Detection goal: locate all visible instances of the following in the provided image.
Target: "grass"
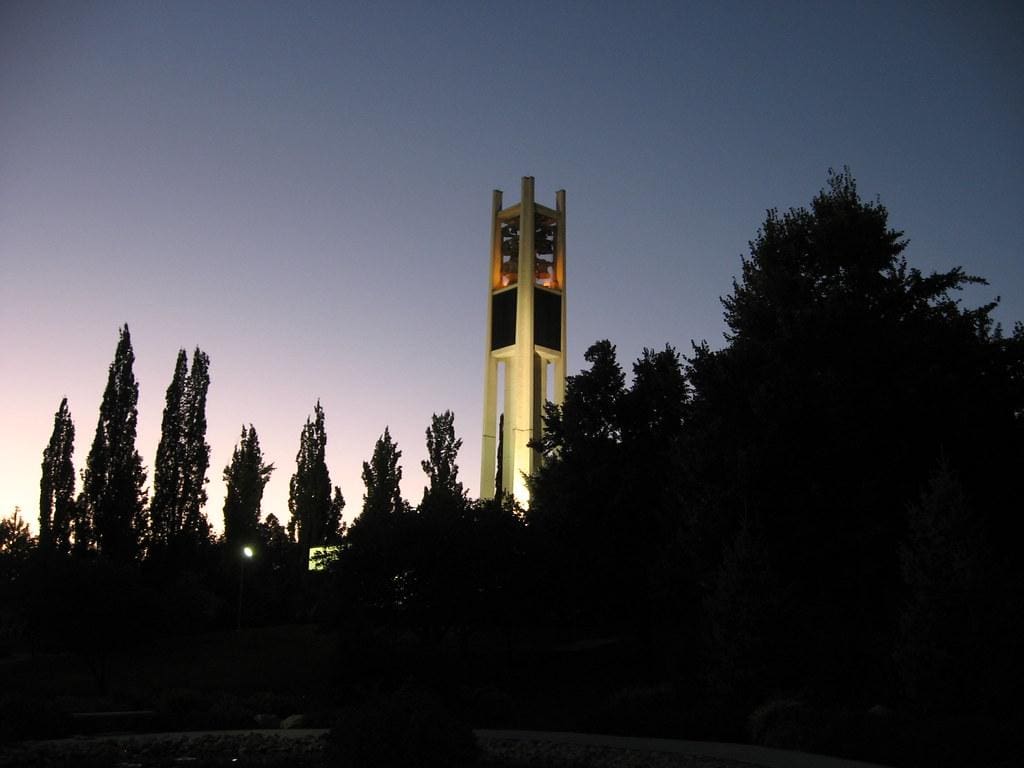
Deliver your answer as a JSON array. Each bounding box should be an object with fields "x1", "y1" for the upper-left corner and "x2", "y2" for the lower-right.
[{"x1": 3, "y1": 624, "x2": 338, "y2": 719}]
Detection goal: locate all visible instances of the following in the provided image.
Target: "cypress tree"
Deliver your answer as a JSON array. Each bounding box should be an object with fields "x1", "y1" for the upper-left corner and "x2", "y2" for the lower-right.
[
  {"x1": 288, "y1": 401, "x2": 334, "y2": 551},
  {"x1": 223, "y1": 425, "x2": 275, "y2": 548},
  {"x1": 81, "y1": 324, "x2": 147, "y2": 562},
  {"x1": 39, "y1": 398, "x2": 76, "y2": 554}
]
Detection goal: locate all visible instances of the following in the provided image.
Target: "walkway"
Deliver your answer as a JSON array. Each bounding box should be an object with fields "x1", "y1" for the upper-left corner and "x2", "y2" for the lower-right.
[{"x1": 475, "y1": 730, "x2": 892, "y2": 768}]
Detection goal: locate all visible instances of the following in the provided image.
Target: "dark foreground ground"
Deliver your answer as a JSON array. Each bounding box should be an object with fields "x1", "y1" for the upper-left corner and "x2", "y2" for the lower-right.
[
  {"x1": 2, "y1": 624, "x2": 1017, "y2": 768},
  {"x1": 1, "y1": 729, "x2": 895, "y2": 768}
]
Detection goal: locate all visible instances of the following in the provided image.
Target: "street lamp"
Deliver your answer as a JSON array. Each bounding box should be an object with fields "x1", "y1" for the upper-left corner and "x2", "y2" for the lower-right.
[{"x1": 237, "y1": 545, "x2": 254, "y2": 632}]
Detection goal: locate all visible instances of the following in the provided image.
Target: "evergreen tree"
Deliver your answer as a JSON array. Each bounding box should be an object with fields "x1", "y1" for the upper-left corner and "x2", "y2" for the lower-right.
[
  {"x1": 528, "y1": 340, "x2": 628, "y2": 632},
  {"x1": 896, "y1": 463, "x2": 986, "y2": 713},
  {"x1": 533, "y1": 339, "x2": 626, "y2": 458},
  {"x1": 288, "y1": 401, "x2": 335, "y2": 551},
  {"x1": 81, "y1": 325, "x2": 147, "y2": 562},
  {"x1": 222, "y1": 425, "x2": 275, "y2": 548},
  {"x1": 360, "y1": 427, "x2": 406, "y2": 519},
  {"x1": 0, "y1": 507, "x2": 34, "y2": 588},
  {"x1": 39, "y1": 397, "x2": 76, "y2": 554},
  {"x1": 684, "y1": 168, "x2": 1019, "y2": 701},
  {"x1": 150, "y1": 348, "x2": 211, "y2": 550},
  {"x1": 0, "y1": 507, "x2": 33, "y2": 557},
  {"x1": 420, "y1": 410, "x2": 465, "y2": 512}
]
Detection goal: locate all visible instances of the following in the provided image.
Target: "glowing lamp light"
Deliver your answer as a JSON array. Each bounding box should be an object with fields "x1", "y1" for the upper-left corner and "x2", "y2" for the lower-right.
[{"x1": 242, "y1": 546, "x2": 254, "y2": 558}]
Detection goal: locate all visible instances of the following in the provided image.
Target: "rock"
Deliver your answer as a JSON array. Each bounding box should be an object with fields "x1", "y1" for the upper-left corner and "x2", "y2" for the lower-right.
[
  {"x1": 280, "y1": 713, "x2": 307, "y2": 729},
  {"x1": 253, "y1": 713, "x2": 279, "y2": 728}
]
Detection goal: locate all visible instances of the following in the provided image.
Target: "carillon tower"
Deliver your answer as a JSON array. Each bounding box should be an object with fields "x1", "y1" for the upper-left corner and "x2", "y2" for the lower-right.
[{"x1": 480, "y1": 177, "x2": 566, "y2": 506}]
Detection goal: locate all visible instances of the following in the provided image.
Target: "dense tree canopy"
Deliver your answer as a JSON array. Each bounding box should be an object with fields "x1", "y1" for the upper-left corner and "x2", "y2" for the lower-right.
[
  {"x1": 684, "y1": 168, "x2": 1023, "y2": 704},
  {"x1": 530, "y1": 340, "x2": 688, "y2": 636}
]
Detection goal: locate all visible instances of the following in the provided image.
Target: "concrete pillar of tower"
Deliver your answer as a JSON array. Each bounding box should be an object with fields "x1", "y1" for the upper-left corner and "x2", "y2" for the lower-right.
[
  {"x1": 555, "y1": 189, "x2": 567, "y2": 407},
  {"x1": 510, "y1": 176, "x2": 537, "y2": 505},
  {"x1": 479, "y1": 189, "x2": 503, "y2": 498}
]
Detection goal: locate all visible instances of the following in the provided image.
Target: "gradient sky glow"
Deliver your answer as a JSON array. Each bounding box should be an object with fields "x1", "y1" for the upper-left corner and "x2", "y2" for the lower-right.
[{"x1": 3, "y1": 1, "x2": 1022, "y2": 533}]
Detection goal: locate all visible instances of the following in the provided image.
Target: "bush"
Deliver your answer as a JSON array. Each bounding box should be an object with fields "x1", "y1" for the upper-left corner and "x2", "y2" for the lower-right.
[
  {"x1": 747, "y1": 699, "x2": 830, "y2": 751},
  {"x1": 156, "y1": 687, "x2": 252, "y2": 730},
  {"x1": 0, "y1": 693, "x2": 68, "y2": 742},
  {"x1": 328, "y1": 689, "x2": 478, "y2": 768},
  {"x1": 587, "y1": 683, "x2": 678, "y2": 735}
]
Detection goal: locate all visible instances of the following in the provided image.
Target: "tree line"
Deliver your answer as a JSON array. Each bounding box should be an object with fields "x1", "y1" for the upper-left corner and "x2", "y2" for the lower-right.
[
  {"x1": 31, "y1": 327, "x2": 356, "y2": 565},
  {"x1": 3, "y1": 169, "x2": 1022, "y2": 766}
]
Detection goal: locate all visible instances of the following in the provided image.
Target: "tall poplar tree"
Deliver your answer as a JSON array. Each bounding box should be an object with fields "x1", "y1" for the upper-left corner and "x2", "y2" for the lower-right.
[
  {"x1": 39, "y1": 398, "x2": 76, "y2": 554},
  {"x1": 150, "y1": 347, "x2": 211, "y2": 550},
  {"x1": 150, "y1": 351, "x2": 187, "y2": 545},
  {"x1": 223, "y1": 425, "x2": 275, "y2": 548},
  {"x1": 181, "y1": 348, "x2": 211, "y2": 543},
  {"x1": 288, "y1": 401, "x2": 338, "y2": 551},
  {"x1": 81, "y1": 325, "x2": 147, "y2": 562}
]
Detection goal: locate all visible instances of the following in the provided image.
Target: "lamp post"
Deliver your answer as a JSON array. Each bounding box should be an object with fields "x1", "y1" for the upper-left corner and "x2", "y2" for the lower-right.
[{"x1": 237, "y1": 545, "x2": 254, "y2": 632}]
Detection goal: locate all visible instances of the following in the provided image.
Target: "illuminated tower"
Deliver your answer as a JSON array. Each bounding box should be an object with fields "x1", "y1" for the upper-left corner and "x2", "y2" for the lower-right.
[{"x1": 480, "y1": 177, "x2": 566, "y2": 505}]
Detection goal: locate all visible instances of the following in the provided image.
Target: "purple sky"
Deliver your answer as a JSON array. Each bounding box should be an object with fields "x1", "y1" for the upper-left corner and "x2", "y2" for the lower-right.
[{"x1": 3, "y1": 1, "x2": 1022, "y2": 532}]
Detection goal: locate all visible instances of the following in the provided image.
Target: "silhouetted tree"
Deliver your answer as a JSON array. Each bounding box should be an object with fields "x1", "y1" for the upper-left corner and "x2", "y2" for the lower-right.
[
  {"x1": 259, "y1": 512, "x2": 290, "y2": 553},
  {"x1": 703, "y1": 513, "x2": 792, "y2": 709},
  {"x1": 534, "y1": 339, "x2": 626, "y2": 458},
  {"x1": 360, "y1": 427, "x2": 406, "y2": 520},
  {"x1": 684, "y1": 168, "x2": 1020, "y2": 704},
  {"x1": 150, "y1": 348, "x2": 212, "y2": 551},
  {"x1": 895, "y1": 463, "x2": 989, "y2": 714},
  {"x1": 332, "y1": 428, "x2": 408, "y2": 630},
  {"x1": 288, "y1": 401, "x2": 339, "y2": 552},
  {"x1": 336, "y1": 420, "x2": 525, "y2": 644},
  {"x1": 529, "y1": 340, "x2": 628, "y2": 632},
  {"x1": 326, "y1": 485, "x2": 346, "y2": 545},
  {"x1": 150, "y1": 351, "x2": 186, "y2": 546},
  {"x1": 494, "y1": 413, "x2": 504, "y2": 499},
  {"x1": 530, "y1": 340, "x2": 694, "y2": 643},
  {"x1": 617, "y1": 345, "x2": 690, "y2": 649},
  {"x1": 0, "y1": 508, "x2": 33, "y2": 566},
  {"x1": 420, "y1": 411, "x2": 466, "y2": 514},
  {"x1": 39, "y1": 398, "x2": 76, "y2": 555},
  {"x1": 222, "y1": 425, "x2": 275, "y2": 549},
  {"x1": 81, "y1": 325, "x2": 147, "y2": 562}
]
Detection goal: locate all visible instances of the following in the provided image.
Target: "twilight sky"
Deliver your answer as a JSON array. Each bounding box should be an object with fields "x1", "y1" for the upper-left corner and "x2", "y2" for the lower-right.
[{"x1": 2, "y1": 1, "x2": 1022, "y2": 532}]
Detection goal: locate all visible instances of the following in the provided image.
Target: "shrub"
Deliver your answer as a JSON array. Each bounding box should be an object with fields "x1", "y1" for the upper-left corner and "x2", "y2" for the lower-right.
[
  {"x1": 747, "y1": 699, "x2": 830, "y2": 751},
  {"x1": 0, "y1": 693, "x2": 68, "y2": 742},
  {"x1": 328, "y1": 689, "x2": 478, "y2": 768}
]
